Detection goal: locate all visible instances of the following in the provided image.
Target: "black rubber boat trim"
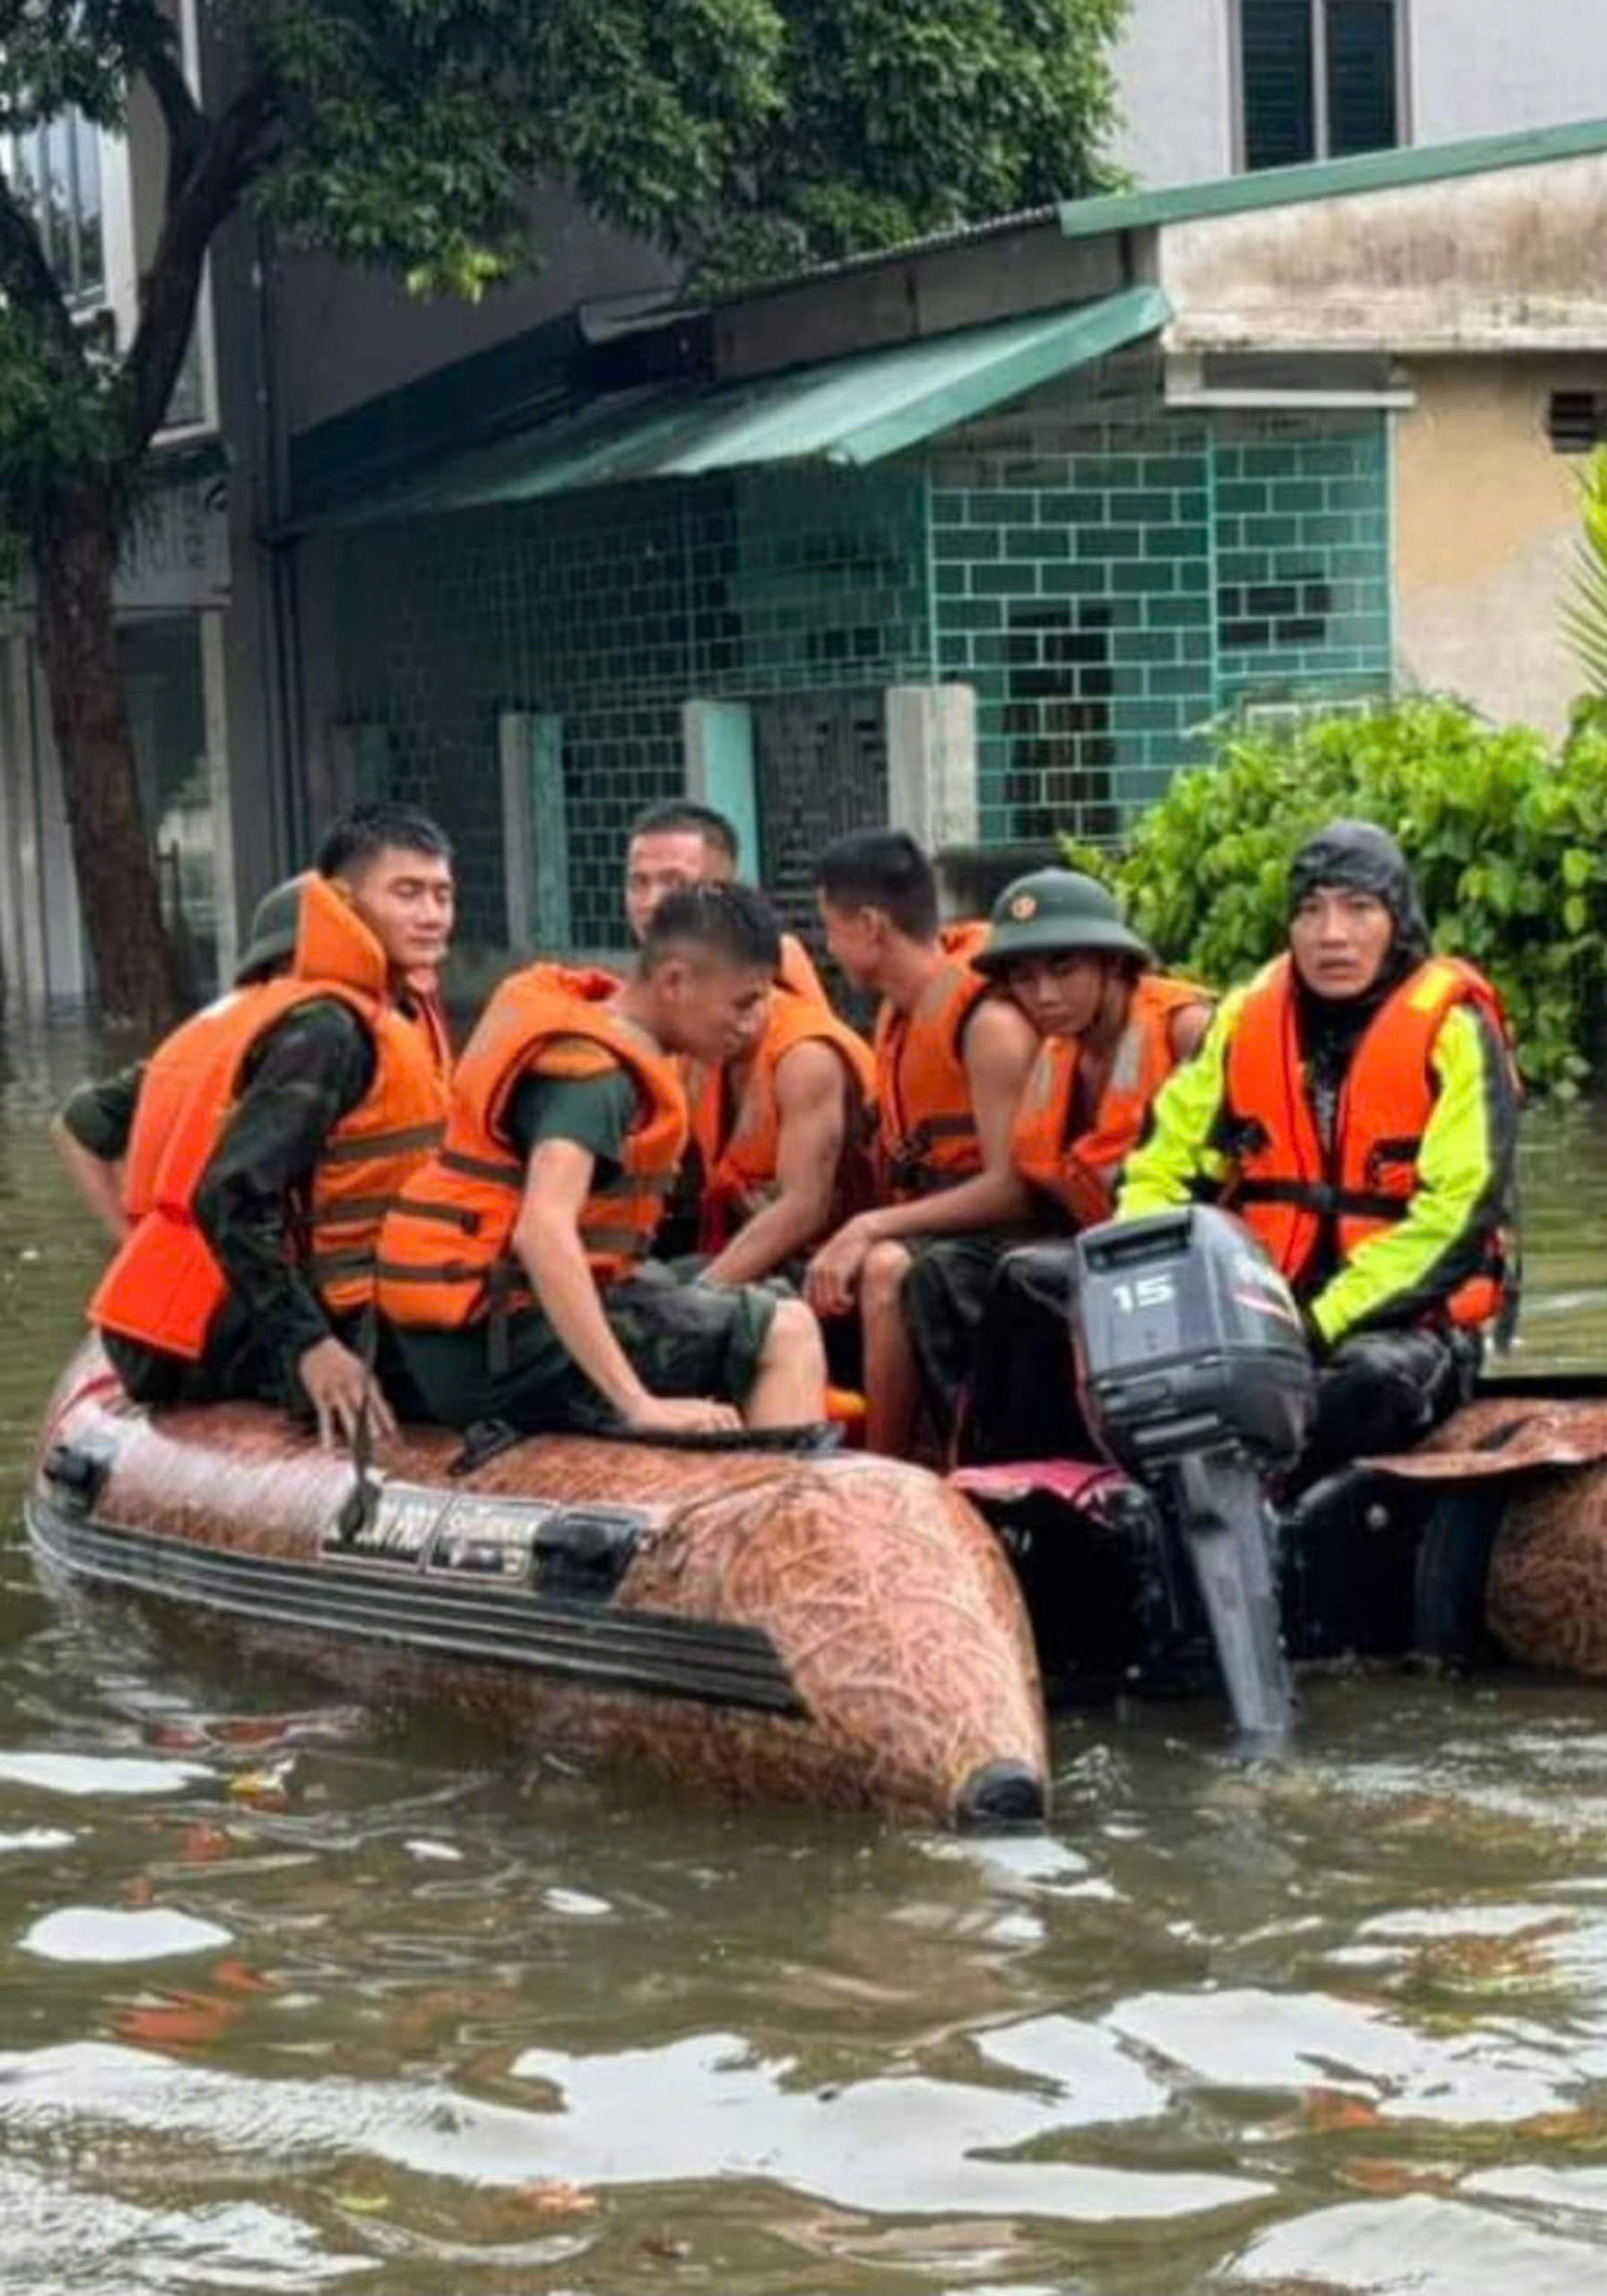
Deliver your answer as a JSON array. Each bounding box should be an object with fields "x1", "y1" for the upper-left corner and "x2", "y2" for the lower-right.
[{"x1": 25, "y1": 1500, "x2": 807, "y2": 1718}]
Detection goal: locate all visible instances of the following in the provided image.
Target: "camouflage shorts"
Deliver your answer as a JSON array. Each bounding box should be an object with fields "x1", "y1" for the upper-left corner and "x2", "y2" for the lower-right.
[{"x1": 394, "y1": 1259, "x2": 778, "y2": 1434}]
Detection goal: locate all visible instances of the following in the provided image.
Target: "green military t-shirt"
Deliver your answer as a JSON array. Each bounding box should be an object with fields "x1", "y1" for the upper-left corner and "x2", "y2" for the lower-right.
[
  {"x1": 502, "y1": 1063, "x2": 638, "y2": 1170},
  {"x1": 393, "y1": 1050, "x2": 642, "y2": 1418}
]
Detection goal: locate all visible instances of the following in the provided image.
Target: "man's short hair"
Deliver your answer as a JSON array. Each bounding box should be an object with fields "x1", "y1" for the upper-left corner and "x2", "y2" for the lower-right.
[
  {"x1": 814, "y1": 829, "x2": 938, "y2": 943},
  {"x1": 628, "y1": 799, "x2": 740, "y2": 865},
  {"x1": 640, "y1": 883, "x2": 780, "y2": 977},
  {"x1": 315, "y1": 801, "x2": 453, "y2": 880}
]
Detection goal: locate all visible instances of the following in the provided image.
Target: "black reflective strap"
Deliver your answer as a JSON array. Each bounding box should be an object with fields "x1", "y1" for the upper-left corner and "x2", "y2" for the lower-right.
[
  {"x1": 385, "y1": 1196, "x2": 481, "y2": 1233},
  {"x1": 311, "y1": 1195, "x2": 398, "y2": 1226},
  {"x1": 921, "y1": 1115, "x2": 977, "y2": 1141},
  {"x1": 306, "y1": 1248, "x2": 378, "y2": 1282},
  {"x1": 1234, "y1": 1177, "x2": 1409, "y2": 1222},
  {"x1": 374, "y1": 1259, "x2": 473, "y2": 1284},
  {"x1": 439, "y1": 1147, "x2": 524, "y2": 1188},
  {"x1": 320, "y1": 1123, "x2": 445, "y2": 1165}
]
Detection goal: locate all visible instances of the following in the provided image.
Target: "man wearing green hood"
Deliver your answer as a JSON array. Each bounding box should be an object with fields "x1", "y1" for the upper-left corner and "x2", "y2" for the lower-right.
[{"x1": 1116, "y1": 819, "x2": 1520, "y2": 1477}]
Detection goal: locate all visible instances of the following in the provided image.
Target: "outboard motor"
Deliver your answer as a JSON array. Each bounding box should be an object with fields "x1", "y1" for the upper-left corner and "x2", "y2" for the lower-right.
[{"x1": 1071, "y1": 1206, "x2": 1316, "y2": 1751}]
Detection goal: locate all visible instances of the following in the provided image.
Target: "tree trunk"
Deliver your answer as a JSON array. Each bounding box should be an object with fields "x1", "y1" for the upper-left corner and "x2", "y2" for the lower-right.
[{"x1": 33, "y1": 481, "x2": 179, "y2": 1031}]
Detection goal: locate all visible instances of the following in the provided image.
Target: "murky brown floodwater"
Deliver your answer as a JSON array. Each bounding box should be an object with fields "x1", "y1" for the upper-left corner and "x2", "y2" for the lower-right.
[{"x1": 7, "y1": 1024, "x2": 1607, "y2": 2294}]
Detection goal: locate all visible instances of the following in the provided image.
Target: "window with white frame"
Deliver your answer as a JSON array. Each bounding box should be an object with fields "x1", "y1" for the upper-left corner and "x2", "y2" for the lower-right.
[
  {"x1": 1238, "y1": 0, "x2": 1403, "y2": 171},
  {"x1": 6, "y1": 110, "x2": 105, "y2": 303}
]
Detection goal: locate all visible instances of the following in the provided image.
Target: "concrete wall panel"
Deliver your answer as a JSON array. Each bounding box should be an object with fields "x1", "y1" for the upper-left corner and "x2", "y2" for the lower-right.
[
  {"x1": 1392, "y1": 356, "x2": 1593, "y2": 737},
  {"x1": 1107, "y1": 0, "x2": 1235, "y2": 188},
  {"x1": 1408, "y1": 7, "x2": 1607, "y2": 145},
  {"x1": 1161, "y1": 155, "x2": 1607, "y2": 352}
]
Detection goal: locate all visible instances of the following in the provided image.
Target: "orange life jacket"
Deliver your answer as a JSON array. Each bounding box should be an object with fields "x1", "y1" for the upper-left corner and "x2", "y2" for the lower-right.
[
  {"x1": 1012, "y1": 974, "x2": 1212, "y2": 1230},
  {"x1": 689, "y1": 987, "x2": 875, "y2": 1253},
  {"x1": 407, "y1": 971, "x2": 454, "y2": 1073},
  {"x1": 873, "y1": 922, "x2": 992, "y2": 1200},
  {"x1": 1222, "y1": 952, "x2": 1514, "y2": 1329},
  {"x1": 91, "y1": 876, "x2": 448, "y2": 1362},
  {"x1": 777, "y1": 933, "x2": 830, "y2": 1006},
  {"x1": 377, "y1": 969, "x2": 687, "y2": 1326},
  {"x1": 118, "y1": 995, "x2": 254, "y2": 1224}
]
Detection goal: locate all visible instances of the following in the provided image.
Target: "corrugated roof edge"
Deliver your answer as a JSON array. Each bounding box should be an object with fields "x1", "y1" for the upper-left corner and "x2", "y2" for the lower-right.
[
  {"x1": 1057, "y1": 115, "x2": 1607, "y2": 240},
  {"x1": 699, "y1": 204, "x2": 1063, "y2": 307}
]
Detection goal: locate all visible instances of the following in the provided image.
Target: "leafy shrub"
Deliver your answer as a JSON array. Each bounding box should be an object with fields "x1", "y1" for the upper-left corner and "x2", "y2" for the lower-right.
[{"x1": 1063, "y1": 700, "x2": 1607, "y2": 1095}]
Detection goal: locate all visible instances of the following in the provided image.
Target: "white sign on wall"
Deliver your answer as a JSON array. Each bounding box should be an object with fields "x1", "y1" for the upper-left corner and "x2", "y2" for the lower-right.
[
  {"x1": 0, "y1": 474, "x2": 231, "y2": 622},
  {"x1": 115, "y1": 475, "x2": 231, "y2": 612}
]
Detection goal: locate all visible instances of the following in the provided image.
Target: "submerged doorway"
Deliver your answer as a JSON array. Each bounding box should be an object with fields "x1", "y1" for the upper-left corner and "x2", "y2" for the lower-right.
[
  {"x1": 118, "y1": 615, "x2": 222, "y2": 997},
  {"x1": 750, "y1": 690, "x2": 888, "y2": 959}
]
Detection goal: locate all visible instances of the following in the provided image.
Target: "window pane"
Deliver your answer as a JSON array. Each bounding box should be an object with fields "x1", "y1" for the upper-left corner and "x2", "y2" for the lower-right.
[
  {"x1": 73, "y1": 110, "x2": 103, "y2": 293},
  {"x1": 164, "y1": 330, "x2": 207, "y2": 429},
  {"x1": 17, "y1": 126, "x2": 49, "y2": 263},
  {"x1": 46, "y1": 113, "x2": 75, "y2": 290},
  {"x1": 1327, "y1": 0, "x2": 1398, "y2": 155},
  {"x1": 1241, "y1": 0, "x2": 1315, "y2": 170}
]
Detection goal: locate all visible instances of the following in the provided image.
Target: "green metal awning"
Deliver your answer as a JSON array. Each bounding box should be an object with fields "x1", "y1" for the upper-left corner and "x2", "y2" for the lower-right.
[{"x1": 297, "y1": 283, "x2": 1169, "y2": 531}]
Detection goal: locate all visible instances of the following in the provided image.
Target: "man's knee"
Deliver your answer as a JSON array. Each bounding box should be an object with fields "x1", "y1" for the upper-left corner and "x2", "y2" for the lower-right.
[
  {"x1": 763, "y1": 1294, "x2": 827, "y2": 1377},
  {"x1": 861, "y1": 1239, "x2": 912, "y2": 1316}
]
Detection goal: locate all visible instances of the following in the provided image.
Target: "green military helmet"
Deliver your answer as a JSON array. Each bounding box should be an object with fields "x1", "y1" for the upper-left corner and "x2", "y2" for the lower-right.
[
  {"x1": 974, "y1": 867, "x2": 1152, "y2": 975},
  {"x1": 233, "y1": 874, "x2": 309, "y2": 984}
]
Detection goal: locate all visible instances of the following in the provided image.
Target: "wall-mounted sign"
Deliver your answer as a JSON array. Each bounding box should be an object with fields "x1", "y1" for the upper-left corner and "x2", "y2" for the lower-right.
[
  {"x1": 0, "y1": 474, "x2": 230, "y2": 622},
  {"x1": 115, "y1": 475, "x2": 231, "y2": 613}
]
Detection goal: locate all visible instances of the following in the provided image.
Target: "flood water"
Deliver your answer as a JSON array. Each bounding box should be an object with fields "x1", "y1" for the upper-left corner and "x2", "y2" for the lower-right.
[{"x1": 8, "y1": 1023, "x2": 1607, "y2": 2294}]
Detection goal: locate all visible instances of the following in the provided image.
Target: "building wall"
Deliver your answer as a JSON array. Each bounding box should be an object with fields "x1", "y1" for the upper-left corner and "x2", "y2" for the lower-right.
[
  {"x1": 930, "y1": 404, "x2": 1391, "y2": 842},
  {"x1": 326, "y1": 469, "x2": 928, "y2": 951},
  {"x1": 1407, "y1": 8, "x2": 1607, "y2": 145},
  {"x1": 1108, "y1": 0, "x2": 1607, "y2": 190},
  {"x1": 1107, "y1": 0, "x2": 1235, "y2": 188},
  {"x1": 324, "y1": 405, "x2": 1391, "y2": 944},
  {"x1": 1393, "y1": 356, "x2": 1593, "y2": 736},
  {"x1": 277, "y1": 205, "x2": 678, "y2": 435}
]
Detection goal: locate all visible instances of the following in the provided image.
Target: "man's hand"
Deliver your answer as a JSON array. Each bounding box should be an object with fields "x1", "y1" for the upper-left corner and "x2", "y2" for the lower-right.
[
  {"x1": 622, "y1": 1393, "x2": 743, "y2": 1437},
  {"x1": 804, "y1": 1217, "x2": 875, "y2": 1318},
  {"x1": 297, "y1": 1336, "x2": 398, "y2": 1450}
]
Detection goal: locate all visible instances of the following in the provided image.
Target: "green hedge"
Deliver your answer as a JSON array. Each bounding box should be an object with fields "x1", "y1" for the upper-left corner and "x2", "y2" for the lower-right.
[{"x1": 1063, "y1": 700, "x2": 1607, "y2": 1095}]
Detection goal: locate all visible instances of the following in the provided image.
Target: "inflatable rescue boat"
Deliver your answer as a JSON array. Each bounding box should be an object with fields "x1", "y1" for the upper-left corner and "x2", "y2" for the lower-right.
[
  {"x1": 28, "y1": 1207, "x2": 1607, "y2": 1825},
  {"x1": 28, "y1": 1344, "x2": 1048, "y2": 1828}
]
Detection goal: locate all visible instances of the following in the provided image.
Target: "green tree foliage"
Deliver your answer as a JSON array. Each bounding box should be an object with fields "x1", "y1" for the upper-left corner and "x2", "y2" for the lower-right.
[
  {"x1": 1064, "y1": 700, "x2": 1607, "y2": 1096},
  {"x1": 0, "y1": 0, "x2": 1126, "y2": 1020}
]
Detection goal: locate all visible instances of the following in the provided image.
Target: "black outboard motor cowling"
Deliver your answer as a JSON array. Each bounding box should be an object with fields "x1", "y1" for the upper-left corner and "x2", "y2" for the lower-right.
[
  {"x1": 1073, "y1": 1206, "x2": 1314, "y2": 1477},
  {"x1": 1071, "y1": 1208, "x2": 1316, "y2": 1752}
]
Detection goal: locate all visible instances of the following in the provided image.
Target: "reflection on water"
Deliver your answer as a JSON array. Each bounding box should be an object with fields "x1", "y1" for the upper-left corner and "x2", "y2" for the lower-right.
[{"x1": 4, "y1": 1021, "x2": 1607, "y2": 2292}]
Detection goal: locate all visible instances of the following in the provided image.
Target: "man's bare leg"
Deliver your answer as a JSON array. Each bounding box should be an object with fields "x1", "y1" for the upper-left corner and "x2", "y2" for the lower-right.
[
  {"x1": 860, "y1": 1239, "x2": 923, "y2": 1456},
  {"x1": 744, "y1": 1297, "x2": 829, "y2": 1426}
]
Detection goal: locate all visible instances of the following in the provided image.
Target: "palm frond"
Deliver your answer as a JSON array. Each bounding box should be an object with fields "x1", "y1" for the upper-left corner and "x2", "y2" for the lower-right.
[{"x1": 1564, "y1": 446, "x2": 1607, "y2": 697}]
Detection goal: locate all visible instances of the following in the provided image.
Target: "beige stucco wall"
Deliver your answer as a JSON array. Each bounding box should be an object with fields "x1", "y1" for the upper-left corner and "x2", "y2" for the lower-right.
[
  {"x1": 1161, "y1": 153, "x2": 1607, "y2": 354},
  {"x1": 1393, "y1": 358, "x2": 1603, "y2": 738}
]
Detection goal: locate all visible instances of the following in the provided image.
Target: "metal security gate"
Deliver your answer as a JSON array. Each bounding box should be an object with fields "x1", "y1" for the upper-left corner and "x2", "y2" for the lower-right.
[{"x1": 751, "y1": 691, "x2": 887, "y2": 961}]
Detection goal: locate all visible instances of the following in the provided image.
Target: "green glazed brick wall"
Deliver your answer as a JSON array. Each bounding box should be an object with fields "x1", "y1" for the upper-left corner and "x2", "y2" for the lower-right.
[
  {"x1": 331, "y1": 403, "x2": 1389, "y2": 937},
  {"x1": 332, "y1": 468, "x2": 926, "y2": 946},
  {"x1": 1212, "y1": 413, "x2": 1392, "y2": 702},
  {"x1": 930, "y1": 408, "x2": 1391, "y2": 844}
]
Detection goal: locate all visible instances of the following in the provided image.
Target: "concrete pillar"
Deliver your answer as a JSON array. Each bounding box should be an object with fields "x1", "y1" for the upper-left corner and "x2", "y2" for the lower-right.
[
  {"x1": 682, "y1": 699, "x2": 758, "y2": 873},
  {"x1": 200, "y1": 607, "x2": 239, "y2": 984},
  {"x1": 885, "y1": 683, "x2": 977, "y2": 852},
  {"x1": 0, "y1": 635, "x2": 44, "y2": 1005},
  {"x1": 499, "y1": 709, "x2": 569, "y2": 950}
]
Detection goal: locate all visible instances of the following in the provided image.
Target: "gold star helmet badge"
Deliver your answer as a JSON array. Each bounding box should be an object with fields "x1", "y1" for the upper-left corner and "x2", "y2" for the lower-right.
[{"x1": 1009, "y1": 893, "x2": 1038, "y2": 920}]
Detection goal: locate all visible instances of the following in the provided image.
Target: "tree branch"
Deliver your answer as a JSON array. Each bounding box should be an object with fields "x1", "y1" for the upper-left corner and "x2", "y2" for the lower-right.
[
  {"x1": 0, "y1": 163, "x2": 78, "y2": 362},
  {"x1": 117, "y1": 0, "x2": 209, "y2": 204},
  {"x1": 122, "y1": 75, "x2": 278, "y2": 451}
]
